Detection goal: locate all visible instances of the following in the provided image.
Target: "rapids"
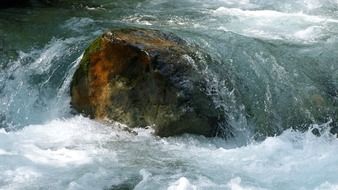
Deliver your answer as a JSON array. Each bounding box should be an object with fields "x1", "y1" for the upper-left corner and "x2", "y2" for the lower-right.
[{"x1": 0, "y1": 0, "x2": 337, "y2": 189}]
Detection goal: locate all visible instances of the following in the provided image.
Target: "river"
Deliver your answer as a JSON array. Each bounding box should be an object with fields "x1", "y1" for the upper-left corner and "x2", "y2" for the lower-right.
[{"x1": 0, "y1": 0, "x2": 338, "y2": 189}]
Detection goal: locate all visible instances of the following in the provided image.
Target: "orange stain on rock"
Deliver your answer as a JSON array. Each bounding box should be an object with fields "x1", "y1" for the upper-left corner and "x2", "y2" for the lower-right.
[{"x1": 86, "y1": 37, "x2": 152, "y2": 119}]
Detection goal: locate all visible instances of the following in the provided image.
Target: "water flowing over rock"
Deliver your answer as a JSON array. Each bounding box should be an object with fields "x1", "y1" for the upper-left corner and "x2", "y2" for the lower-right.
[{"x1": 70, "y1": 28, "x2": 226, "y2": 137}]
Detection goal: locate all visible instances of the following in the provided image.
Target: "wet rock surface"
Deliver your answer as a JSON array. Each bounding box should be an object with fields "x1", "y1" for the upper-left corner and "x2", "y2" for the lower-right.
[{"x1": 70, "y1": 28, "x2": 226, "y2": 137}]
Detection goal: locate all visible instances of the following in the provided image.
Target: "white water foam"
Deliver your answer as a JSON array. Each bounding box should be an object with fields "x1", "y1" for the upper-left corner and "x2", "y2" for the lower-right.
[
  {"x1": 0, "y1": 116, "x2": 337, "y2": 190},
  {"x1": 168, "y1": 177, "x2": 197, "y2": 190},
  {"x1": 1, "y1": 0, "x2": 338, "y2": 189},
  {"x1": 0, "y1": 37, "x2": 88, "y2": 128},
  {"x1": 212, "y1": 7, "x2": 338, "y2": 43}
]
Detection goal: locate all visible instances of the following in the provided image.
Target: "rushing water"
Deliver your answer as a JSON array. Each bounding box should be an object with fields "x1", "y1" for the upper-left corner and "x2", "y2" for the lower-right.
[{"x1": 0, "y1": 0, "x2": 338, "y2": 189}]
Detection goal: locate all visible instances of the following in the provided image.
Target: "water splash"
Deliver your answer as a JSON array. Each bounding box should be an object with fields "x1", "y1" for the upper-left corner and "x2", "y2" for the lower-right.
[
  {"x1": 0, "y1": 0, "x2": 338, "y2": 189},
  {"x1": 0, "y1": 116, "x2": 337, "y2": 189}
]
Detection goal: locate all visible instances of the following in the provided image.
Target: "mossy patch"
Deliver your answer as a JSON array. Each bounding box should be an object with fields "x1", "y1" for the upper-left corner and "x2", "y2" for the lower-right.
[{"x1": 80, "y1": 37, "x2": 103, "y2": 74}]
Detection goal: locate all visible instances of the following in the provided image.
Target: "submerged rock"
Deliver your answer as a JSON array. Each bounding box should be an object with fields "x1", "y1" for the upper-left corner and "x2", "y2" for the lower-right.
[{"x1": 71, "y1": 28, "x2": 226, "y2": 137}]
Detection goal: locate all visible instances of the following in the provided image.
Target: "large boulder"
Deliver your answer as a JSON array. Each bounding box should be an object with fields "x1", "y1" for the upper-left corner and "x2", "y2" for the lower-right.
[{"x1": 70, "y1": 28, "x2": 226, "y2": 137}]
